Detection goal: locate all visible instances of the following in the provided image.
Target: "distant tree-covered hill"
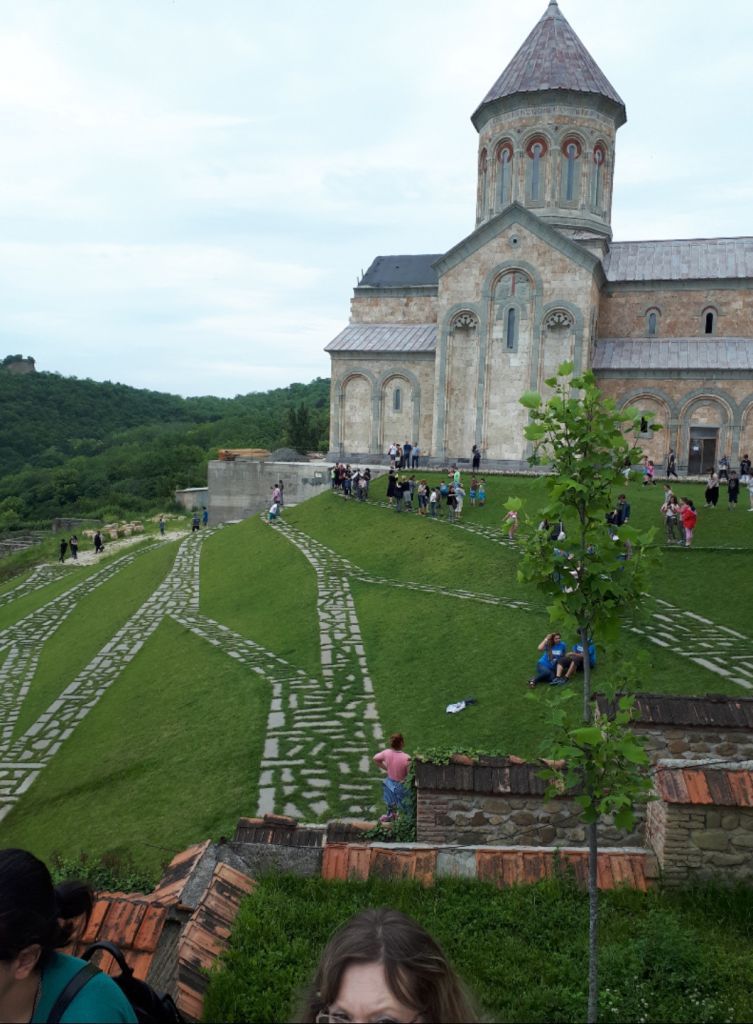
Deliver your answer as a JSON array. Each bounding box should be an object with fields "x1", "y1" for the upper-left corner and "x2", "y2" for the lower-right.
[{"x1": 0, "y1": 367, "x2": 330, "y2": 526}]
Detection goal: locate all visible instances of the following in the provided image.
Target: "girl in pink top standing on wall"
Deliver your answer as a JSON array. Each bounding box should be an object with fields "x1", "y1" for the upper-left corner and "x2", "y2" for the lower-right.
[{"x1": 373, "y1": 733, "x2": 411, "y2": 824}]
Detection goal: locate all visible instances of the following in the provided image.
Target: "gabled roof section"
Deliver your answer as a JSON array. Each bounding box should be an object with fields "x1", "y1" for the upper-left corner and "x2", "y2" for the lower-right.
[
  {"x1": 326, "y1": 323, "x2": 437, "y2": 354},
  {"x1": 593, "y1": 339, "x2": 753, "y2": 372},
  {"x1": 358, "y1": 254, "x2": 441, "y2": 289},
  {"x1": 433, "y1": 201, "x2": 602, "y2": 280},
  {"x1": 604, "y1": 237, "x2": 753, "y2": 282},
  {"x1": 473, "y1": 1, "x2": 625, "y2": 127}
]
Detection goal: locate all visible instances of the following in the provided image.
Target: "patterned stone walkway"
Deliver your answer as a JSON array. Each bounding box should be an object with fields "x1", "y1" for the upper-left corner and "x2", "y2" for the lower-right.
[
  {"x1": 0, "y1": 564, "x2": 69, "y2": 608},
  {"x1": 0, "y1": 526, "x2": 381, "y2": 823},
  {"x1": 0, "y1": 546, "x2": 159, "y2": 749},
  {"x1": 353, "y1": 495, "x2": 753, "y2": 689}
]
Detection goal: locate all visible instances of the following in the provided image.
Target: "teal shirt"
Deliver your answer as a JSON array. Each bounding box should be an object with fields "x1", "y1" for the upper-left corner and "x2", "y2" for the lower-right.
[{"x1": 33, "y1": 952, "x2": 137, "y2": 1023}]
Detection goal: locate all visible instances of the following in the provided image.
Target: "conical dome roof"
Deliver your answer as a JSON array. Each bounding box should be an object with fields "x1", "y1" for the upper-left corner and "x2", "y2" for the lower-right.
[{"x1": 472, "y1": 0, "x2": 625, "y2": 127}]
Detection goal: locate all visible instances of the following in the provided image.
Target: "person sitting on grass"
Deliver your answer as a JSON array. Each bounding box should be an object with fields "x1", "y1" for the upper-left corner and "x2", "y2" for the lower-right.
[
  {"x1": 552, "y1": 639, "x2": 597, "y2": 685},
  {"x1": 373, "y1": 733, "x2": 411, "y2": 824},
  {"x1": 528, "y1": 632, "x2": 567, "y2": 688}
]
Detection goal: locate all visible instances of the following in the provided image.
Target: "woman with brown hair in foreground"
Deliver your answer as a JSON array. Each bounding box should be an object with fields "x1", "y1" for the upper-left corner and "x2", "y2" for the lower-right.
[{"x1": 295, "y1": 906, "x2": 478, "y2": 1023}]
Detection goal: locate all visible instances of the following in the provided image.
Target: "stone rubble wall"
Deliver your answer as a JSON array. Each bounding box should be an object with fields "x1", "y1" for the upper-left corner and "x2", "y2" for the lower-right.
[
  {"x1": 417, "y1": 790, "x2": 645, "y2": 848},
  {"x1": 646, "y1": 800, "x2": 753, "y2": 884},
  {"x1": 634, "y1": 724, "x2": 753, "y2": 764}
]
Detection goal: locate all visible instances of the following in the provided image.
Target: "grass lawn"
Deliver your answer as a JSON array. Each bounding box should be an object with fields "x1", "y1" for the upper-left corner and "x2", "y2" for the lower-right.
[
  {"x1": 0, "y1": 565, "x2": 98, "y2": 631},
  {"x1": 203, "y1": 874, "x2": 753, "y2": 1024},
  {"x1": 200, "y1": 516, "x2": 320, "y2": 676},
  {"x1": 1, "y1": 614, "x2": 270, "y2": 882},
  {"x1": 11, "y1": 541, "x2": 180, "y2": 740}
]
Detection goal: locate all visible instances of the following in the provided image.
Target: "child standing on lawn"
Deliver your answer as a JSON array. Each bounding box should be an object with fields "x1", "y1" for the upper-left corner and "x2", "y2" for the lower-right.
[
  {"x1": 478, "y1": 479, "x2": 486, "y2": 507},
  {"x1": 679, "y1": 498, "x2": 697, "y2": 547},
  {"x1": 469, "y1": 478, "x2": 479, "y2": 506},
  {"x1": 502, "y1": 509, "x2": 519, "y2": 540}
]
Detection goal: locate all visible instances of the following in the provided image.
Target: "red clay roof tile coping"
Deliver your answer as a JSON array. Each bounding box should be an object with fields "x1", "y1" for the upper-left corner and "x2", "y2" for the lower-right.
[
  {"x1": 593, "y1": 692, "x2": 753, "y2": 730},
  {"x1": 654, "y1": 763, "x2": 753, "y2": 807},
  {"x1": 414, "y1": 757, "x2": 579, "y2": 796}
]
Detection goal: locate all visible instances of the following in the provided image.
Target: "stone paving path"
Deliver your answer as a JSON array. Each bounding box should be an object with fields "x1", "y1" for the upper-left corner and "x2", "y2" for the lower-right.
[
  {"x1": 357, "y1": 496, "x2": 753, "y2": 689},
  {"x1": 0, "y1": 545, "x2": 159, "y2": 750},
  {"x1": 0, "y1": 526, "x2": 381, "y2": 824},
  {"x1": 0, "y1": 564, "x2": 69, "y2": 608}
]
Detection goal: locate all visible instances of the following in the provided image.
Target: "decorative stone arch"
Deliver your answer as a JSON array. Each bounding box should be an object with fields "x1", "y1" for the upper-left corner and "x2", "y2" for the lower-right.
[
  {"x1": 522, "y1": 131, "x2": 552, "y2": 205},
  {"x1": 377, "y1": 367, "x2": 421, "y2": 453},
  {"x1": 492, "y1": 137, "x2": 516, "y2": 212},
  {"x1": 617, "y1": 388, "x2": 677, "y2": 463},
  {"x1": 333, "y1": 368, "x2": 378, "y2": 456},
  {"x1": 740, "y1": 396, "x2": 753, "y2": 462},
  {"x1": 645, "y1": 306, "x2": 661, "y2": 337},
  {"x1": 558, "y1": 131, "x2": 587, "y2": 207},
  {"x1": 678, "y1": 389, "x2": 738, "y2": 474},
  {"x1": 535, "y1": 301, "x2": 584, "y2": 396},
  {"x1": 589, "y1": 138, "x2": 610, "y2": 213}
]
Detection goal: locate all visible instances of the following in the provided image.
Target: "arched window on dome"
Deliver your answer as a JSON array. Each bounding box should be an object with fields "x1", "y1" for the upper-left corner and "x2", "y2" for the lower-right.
[
  {"x1": 496, "y1": 141, "x2": 514, "y2": 208},
  {"x1": 646, "y1": 308, "x2": 660, "y2": 337},
  {"x1": 561, "y1": 138, "x2": 582, "y2": 204},
  {"x1": 703, "y1": 307, "x2": 717, "y2": 335},
  {"x1": 477, "y1": 148, "x2": 488, "y2": 221},
  {"x1": 526, "y1": 137, "x2": 548, "y2": 204},
  {"x1": 591, "y1": 144, "x2": 607, "y2": 211}
]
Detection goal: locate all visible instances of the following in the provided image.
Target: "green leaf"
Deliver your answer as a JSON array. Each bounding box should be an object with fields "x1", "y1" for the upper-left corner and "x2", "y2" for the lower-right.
[
  {"x1": 557, "y1": 360, "x2": 574, "y2": 376},
  {"x1": 520, "y1": 391, "x2": 542, "y2": 409},
  {"x1": 571, "y1": 727, "x2": 603, "y2": 746}
]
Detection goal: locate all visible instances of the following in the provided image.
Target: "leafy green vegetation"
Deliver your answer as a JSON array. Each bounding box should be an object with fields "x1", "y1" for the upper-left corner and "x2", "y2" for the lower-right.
[
  {"x1": 203, "y1": 874, "x2": 753, "y2": 1023},
  {"x1": 1, "y1": 615, "x2": 270, "y2": 881},
  {"x1": 0, "y1": 369, "x2": 329, "y2": 525}
]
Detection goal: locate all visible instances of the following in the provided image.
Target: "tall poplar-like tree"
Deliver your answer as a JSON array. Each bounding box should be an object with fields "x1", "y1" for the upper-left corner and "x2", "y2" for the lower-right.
[{"x1": 510, "y1": 363, "x2": 658, "y2": 1023}]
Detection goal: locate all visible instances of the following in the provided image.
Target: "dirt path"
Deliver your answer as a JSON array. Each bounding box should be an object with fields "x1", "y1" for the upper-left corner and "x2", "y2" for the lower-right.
[{"x1": 57, "y1": 529, "x2": 189, "y2": 566}]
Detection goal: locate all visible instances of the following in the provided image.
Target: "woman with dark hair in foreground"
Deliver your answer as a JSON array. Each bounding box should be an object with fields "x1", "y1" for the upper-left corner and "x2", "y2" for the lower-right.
[
  {"x1": 296, "y1": 906, "x2": 478, "y2": 1023},
  {"x1": 0, "y1": 848, "x2": 136, "y2": 1023}
]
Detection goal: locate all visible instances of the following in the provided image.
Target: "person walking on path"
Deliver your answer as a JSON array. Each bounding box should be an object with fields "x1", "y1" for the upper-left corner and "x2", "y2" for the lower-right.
[
  {"x1": 94, "y1": 530, "x2": 104, "y2": 554},
  {"x1": 58, "y1": 538, "x2": 67, "y2": 563},
  {"x1": 159, "y1": 515, "x2": 165, "y2": 536},
  {"x1": 666, "y1": 448, "x2": 678, "y2": 478},
  {"x1": 69, "y1": 535, "x2": 78, "y2": 561},
  {"x1": 202, "y1": 506, "x2": 208, "y2": 527},
  {"x1": 192, "y1": 511, "x2": 200, "y2": 532},
  {"x1": 373, "y1": 733, "x2": 411, "y2": 823}
]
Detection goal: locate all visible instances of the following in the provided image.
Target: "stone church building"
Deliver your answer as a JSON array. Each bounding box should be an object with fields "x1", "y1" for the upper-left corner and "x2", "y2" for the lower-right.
[{"x1": 325, "y1": 0, "x2": 753, "y2": 472}]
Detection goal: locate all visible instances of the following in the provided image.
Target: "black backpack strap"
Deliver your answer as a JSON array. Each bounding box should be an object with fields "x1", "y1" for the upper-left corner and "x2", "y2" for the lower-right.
[
  {"x1": 46, "y1": 961, "x2": 101, "y2": 1023},
  {"x1": 81, "y1": 941, "x2": 133, "y2": 977}
]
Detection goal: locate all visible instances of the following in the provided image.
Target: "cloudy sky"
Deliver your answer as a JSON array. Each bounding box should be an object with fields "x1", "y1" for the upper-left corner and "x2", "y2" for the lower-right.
[{"x1": 1, "y1": 0, "x2": 751, "y2": 397}]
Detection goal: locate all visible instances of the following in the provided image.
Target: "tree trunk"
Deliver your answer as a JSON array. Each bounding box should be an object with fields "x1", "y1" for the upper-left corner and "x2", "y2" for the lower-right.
[
  {"x1": 580, "y1": 624, "x2": 592, "y2": 723},
  {"x1": 587, "y1": 819, "x2": 599, "y2": 1024}
]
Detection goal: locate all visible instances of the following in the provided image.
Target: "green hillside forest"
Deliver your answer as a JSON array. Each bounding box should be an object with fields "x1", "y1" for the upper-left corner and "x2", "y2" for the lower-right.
[{"x1": 0, "y1": 358, "x2": 329, "y2": 528}]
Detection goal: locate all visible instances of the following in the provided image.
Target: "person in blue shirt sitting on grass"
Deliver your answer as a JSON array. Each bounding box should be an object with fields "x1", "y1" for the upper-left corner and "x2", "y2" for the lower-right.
[{"x1": 528, "y1": 633, "x2": 567, "y2": 688}]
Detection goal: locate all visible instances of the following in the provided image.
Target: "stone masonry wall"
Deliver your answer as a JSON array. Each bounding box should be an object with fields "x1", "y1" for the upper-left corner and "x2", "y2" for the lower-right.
[
  {"x1": 350, "y1": 294, "x2": 438, "y2": 324},
  {"x1": 634, "y1": 725, "x2": 753, "y2": 764},
  {"x1": 599, "y1": 285, "x2": 752, "y2": 339},
  {"x1": 417, "y1": 790, "x2": 645, "y2": 849},
  {"x1": 646, "y1": 800, "x2": 753, "y2": 884}
]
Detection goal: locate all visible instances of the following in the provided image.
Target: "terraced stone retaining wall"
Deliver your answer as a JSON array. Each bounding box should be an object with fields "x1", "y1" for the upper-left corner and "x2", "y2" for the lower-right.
[
  {"x1": 646, "y1": 800, "x2": 753, "y2": 883},
  {"x1": 414, "y1": 759, "x2": 644, "y2": 848}
]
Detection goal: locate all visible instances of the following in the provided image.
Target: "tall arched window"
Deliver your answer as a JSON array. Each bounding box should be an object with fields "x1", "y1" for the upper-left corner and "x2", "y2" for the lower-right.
[
  {"x1": 526, "y1": 137, "x2": 548, "y2": 203},
  {"x1": 497, "y1": 141, "x2": 514, "y2": 208},
  {"x1": 591, "y1": 143, "x2": 606, "y2": 210},
  {"x1": 393, "y1": 387, "x2": 401, "y2": 412},
  {"x1": 561, "y1": 138, "x2": 582, "y2": 203},
  {"x1": 646, "y1": 308, "x2": 660, "y2": 337},
  {"x1": 477, "y1": 148, "x2": 488, "y2": 220},
  {"x1": 506, "y1": 308, "x2": 517, "y2": 350},
  {"x1": 703, "y1": 308, "x2": 717, "y2": 335}
]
